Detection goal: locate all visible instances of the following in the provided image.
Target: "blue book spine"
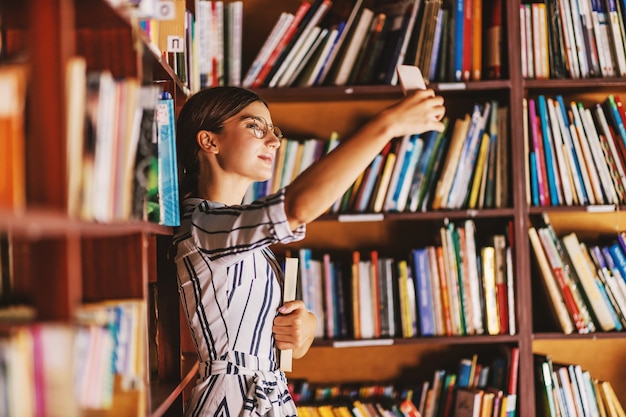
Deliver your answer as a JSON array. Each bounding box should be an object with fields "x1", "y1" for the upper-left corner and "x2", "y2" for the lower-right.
[
  {"x1": 537, "y1": 95, "x2": 561, "y2": 206},
  {"x1": 606, "y1": 95, "x2": 626, "y2": 141},
  {"x1": 607, "y1": 243, "x2": 626, "y2": 286},
  {"x1": 530, "y1": 152, "x2": 539, "y2": 206},
  {"x1": 555, "y1": 95, "x2": 589, "y2": 205},
  {"x1": 412, "y1": 248, "x2": 435, "y2": 336},
  {"x1": 355, "y1": 155, "x2": 383, "y2": 212},
  {"x1": 156, "y1": 93, "x2": 181, "y2": 226},
  {"x1": 453, "y1": 0, "x2": 464, "y2": 81}
]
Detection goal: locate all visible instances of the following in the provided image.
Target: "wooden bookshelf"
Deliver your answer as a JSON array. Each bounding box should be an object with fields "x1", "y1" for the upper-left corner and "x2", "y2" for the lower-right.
[{"x1": 4, "y1": 0, "x2": 626, "y2": 416}]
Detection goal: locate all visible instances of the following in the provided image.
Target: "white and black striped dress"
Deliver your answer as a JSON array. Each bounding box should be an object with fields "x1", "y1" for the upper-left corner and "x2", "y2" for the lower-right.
[{"x1": 171, "y1": 189, "x2": 306, "y2": 417}]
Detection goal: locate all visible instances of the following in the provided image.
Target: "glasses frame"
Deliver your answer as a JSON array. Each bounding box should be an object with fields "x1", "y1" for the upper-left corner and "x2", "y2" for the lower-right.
[{"x1": 243, "y1": 115, "x2": 283, "y2": 140}]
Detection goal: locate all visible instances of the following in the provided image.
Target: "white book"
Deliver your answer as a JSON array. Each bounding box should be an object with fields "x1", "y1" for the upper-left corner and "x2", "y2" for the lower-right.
[
  {"x1": 524, "y1": 5, "x2": 535, "y2": 78},
  {"x1": 569, "y1": 101, "x2": 605, "y2": 204},
  {"x1": 269, "y1": 0, "x2": 332, "y2": 88},
  {"x1": 557, "y1": 367, "x2": 578, "y2": 417},
  {"x1": 279, "y1": 26, "x2": 325, "y2": 87},
  {"x1": 569, "y1": 0, "x2": 591, "y2": 77},
  {"x1": 578, "y1": 0, "x2": 602, "y2": 76},
  {"x1": 562, "y1": 233, "x2": 616, "y2": 331},
  {"x1": 553, "y1": 98, "x2": 587, "y2": 205},
  {"x1": 558, "y1": 0, "x2": 581, "y2": 78},
  {"x1": 520, "y1": 6, "x2": 528, "y2": 78},
  {"x1": 546, "y1": 97, "x2": 574, "y2": 206},
  {"x1": 226, "y1": 1, "x2": 243, "y2": 86},
  {"x1": 280, "y1": 257, "x2": 298, "y2": 371},
  {"x1": 299, "y1": 25, "x2": 340, "y2": 87},
  {"x1": 607, "y1": 0, "x2": 626, "y2": 76},
  {"x1": 464, "y1": 219, "x2": 484, "y2": 335},
  {"x1": 213, "y1": 1, "x2": 225, "y2": 85},
  {"x1": 594, "y1": 104, "x2": 626, "y2": 197},
  {"x1": 332, "y1": 7, "x2": 374, "y2": 86},
  {"x1": 358, "y1": 260, "x2": 375, "y2": 339},
  {"x1": 90, "y1": 71, "x2": 116, "y2": 222},
  {"x1": 580, "y1": 106, "x2": 619, "y2": 204},
  {"x1": 591, "y1": 1, "x2": 617, "y2": 77},
  {"x1": 242, "y1": 12, "x2": 294, "y2": 87},
  {"x1": 506, "y1": 246, "x2": 516, "y2": 335}
]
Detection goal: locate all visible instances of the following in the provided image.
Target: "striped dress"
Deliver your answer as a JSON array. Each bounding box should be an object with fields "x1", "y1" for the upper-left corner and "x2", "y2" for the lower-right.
[{"x1": 171, "y1": 190, "x2": 306, "y2": 417}]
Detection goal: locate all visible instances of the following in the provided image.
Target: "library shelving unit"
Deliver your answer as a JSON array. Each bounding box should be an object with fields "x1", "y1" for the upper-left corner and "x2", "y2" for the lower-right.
[
  {"x1": 236, "y1": 2, "x2": 626, "y2": 417},
  {"x1": 3, "y1": 1, "x2": 626, "y2": 417},
  {"x1": 0, "y1": 0, "x2": 193, "y2": 416}
]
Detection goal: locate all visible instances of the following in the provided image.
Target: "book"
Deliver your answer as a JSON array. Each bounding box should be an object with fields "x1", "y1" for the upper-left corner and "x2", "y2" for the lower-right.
[
  {"x1": 65, "y1": 57, "x2": 87, "y2": 218},
  {"x1": 562, "y1": 232, "x2": 617, "y2": 331},
  {"x1": 528, "y1": 227, "x2": 576, "y2": 334},
  {"x1": 412, "y1": 248, "x2": 435, "y2": 336},
  {"x1": 250, "y1": 1, "x2": 312, "y2": 88},
  {"x1": 279, "y1": 256, "x2": 297, "y2": 372},
  {"x1": 155, "y1": 92, "x2": 180, "y2": 226},
  {"x1": 332, "y1": 7, "x2": 374, "y2": 86},
  {"x1": 269, "y1": 0, "x2": 333, "y2": 88},
  {"x1": 431, "y1": 115, "x2": 471, "y2": 210},
  {"x1": 373, "y1": 0, "x2": 421, "y2": 85},
  {"x1": 242, "y1": 12, "x2": 294, "y2": 87}
]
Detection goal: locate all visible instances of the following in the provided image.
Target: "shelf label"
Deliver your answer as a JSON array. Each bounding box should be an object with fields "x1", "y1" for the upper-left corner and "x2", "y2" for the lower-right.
[
  {"x1": 333, "y1": 339, "x2": 394, "y2": 348},
  {"x1": 337, "y1": 213, "x2": 384, "y2": 222}
]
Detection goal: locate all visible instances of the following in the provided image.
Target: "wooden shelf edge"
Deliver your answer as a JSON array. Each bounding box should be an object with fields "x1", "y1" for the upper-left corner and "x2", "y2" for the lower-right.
[
  {"x1": 0, "y1": 208, "x2": 173, "y2": 237},
  {"x1": 532, "y1": 331, "x2": 626, "y2": 340},
  {"x1": 311, "y1": 334, "x2": 521, "y2": 348}
]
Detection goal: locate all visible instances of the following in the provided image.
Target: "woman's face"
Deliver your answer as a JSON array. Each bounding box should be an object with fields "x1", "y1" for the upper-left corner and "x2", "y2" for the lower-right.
[{"x1": 215, "y1": 101, "x2": 282, "y2": 182}]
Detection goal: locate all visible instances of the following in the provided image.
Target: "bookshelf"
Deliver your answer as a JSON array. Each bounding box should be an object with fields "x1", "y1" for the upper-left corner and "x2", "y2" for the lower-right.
[
  {"x1": 238, "y1": 1, "x2": 626, "y2": 417},
  {"x1": 0, "y1": 0, "x2": 191, "y2": 416},
  {"x1": 3, "y1": 1, "x2": 626, "y2": 417}
]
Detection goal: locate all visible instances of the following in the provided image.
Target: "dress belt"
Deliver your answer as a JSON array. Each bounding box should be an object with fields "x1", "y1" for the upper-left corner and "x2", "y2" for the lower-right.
[{"x1": 199, "y1": 352, "x2": 297, "y2": 417}]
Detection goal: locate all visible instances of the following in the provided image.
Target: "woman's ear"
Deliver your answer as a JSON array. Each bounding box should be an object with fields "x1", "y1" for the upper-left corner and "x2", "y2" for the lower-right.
[{"x1": 196, "y1": 130, "x2": 219, "y2": 154}]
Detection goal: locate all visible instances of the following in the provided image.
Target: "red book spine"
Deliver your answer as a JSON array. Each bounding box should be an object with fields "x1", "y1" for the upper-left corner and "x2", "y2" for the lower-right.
[{"x1": 251, "y1": 1, "x2": 312, "y2": 88}]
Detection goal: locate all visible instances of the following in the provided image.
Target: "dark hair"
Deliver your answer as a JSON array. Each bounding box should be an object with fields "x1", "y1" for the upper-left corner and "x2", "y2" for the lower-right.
[{"x1": 176, "y1": 86, "x2": 267, "y2": 198}]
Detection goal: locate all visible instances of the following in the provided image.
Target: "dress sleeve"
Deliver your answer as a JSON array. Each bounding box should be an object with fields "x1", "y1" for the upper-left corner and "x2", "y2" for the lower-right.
[{"x1": 184, "y1": 188, "x2": 305, "y2": 265}]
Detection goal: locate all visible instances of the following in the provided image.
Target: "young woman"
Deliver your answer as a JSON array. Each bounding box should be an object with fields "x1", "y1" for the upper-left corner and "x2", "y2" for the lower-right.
[{"x1": 171, "y1": 86, "x2": 445, "y2": 417}]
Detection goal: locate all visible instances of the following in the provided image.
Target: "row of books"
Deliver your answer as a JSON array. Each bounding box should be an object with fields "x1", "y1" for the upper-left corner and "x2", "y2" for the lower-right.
[
  {"x1": 245, "y1": 101, "x2": 509, "y2": 213},
  {"x1": 0, "y1": 299, "x2": 146, "y2": 415},
  {"x1": 66, "y1": 58, "x2": 180, "y2": 226},
  {"x1": 521, "y1": 0, "x2": 626, "y2": 80},
  {"x1": 243, "y1": 0, "x2": 504, "y2": 88},
  {"x1": 290, "y1": 347, "x2": 519, "y2": 417},
  {"x1": 524, "y1": 93, "x2": 626, "y2": 207},
  {"x1": 0, "y1": 324, "x2": 77, "y2": 416},
  {"x1": 327, "y1": 101, "x2": 509, "y2": 213},
  {"x1": 294, "y1": 219, "x2": 515, "y2": 340},
  {"x1": 74, "y1": 299, "x2": 146, "y2": 411},
  {"x1": 534, "y1": 353, "x2": 626, "y2": 417},
  {"x1": 138, "y1": 1, "x2": 243, "y2": 92},
  {"x1": 137, "y1": 0, "x2": 505, "y2": 92},
  {"x1": 529, "y1": 214, "x2": 626, "y2": 334}
]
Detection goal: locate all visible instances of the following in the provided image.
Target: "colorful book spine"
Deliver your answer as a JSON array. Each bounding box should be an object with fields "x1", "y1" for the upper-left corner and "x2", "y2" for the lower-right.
[{"x1": 155, "y1": 92, "x2": 181, "y2": 226}]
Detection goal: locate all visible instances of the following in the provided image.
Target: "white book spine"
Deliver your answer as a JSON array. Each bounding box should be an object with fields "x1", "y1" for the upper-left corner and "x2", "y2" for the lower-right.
[
  {"x1": 546, "y1": 97, "x2": 574, "y2": 205},
  {"x1": 580, "y1": 107, "x2": 619, "y2": 204},
  {"x1": 242, "y1": 12, "x2": 294, "y2": 88}
]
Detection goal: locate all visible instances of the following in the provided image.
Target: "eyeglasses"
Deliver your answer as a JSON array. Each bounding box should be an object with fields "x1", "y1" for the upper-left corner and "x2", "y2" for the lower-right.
[{"x1": 243, "y1": 116, "x2": 283, "y2": 139}]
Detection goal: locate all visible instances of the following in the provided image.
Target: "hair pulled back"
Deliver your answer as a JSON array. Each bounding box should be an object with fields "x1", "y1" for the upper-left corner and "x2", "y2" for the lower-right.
[{"x1": 176, "y1": 86, "x2": 266, "y2": 199}]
